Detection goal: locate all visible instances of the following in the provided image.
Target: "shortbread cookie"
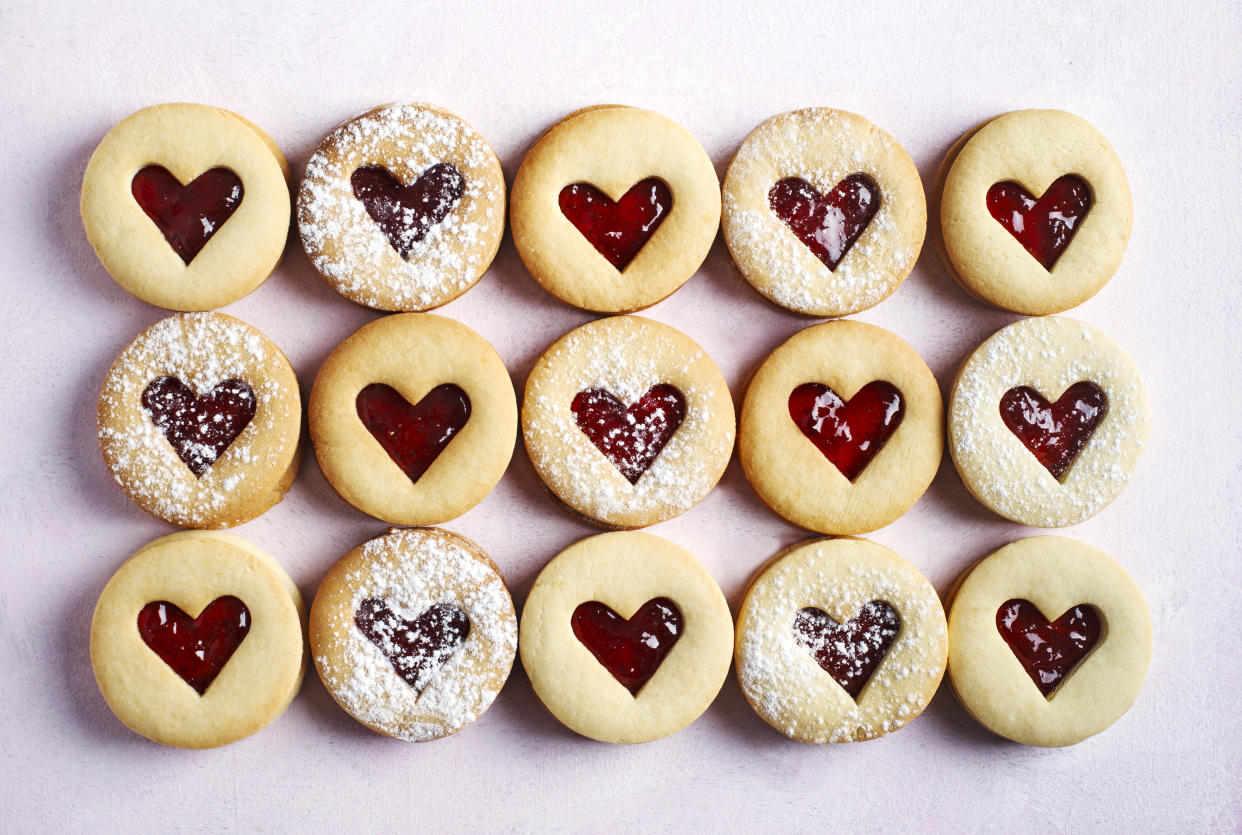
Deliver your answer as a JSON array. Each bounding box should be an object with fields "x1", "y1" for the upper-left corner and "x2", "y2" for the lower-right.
[
  {"x1": 948, "y1": 316, "x2": 1149, "y2": 527},
  {"x1": 310, "y1": 527, "x2": 517, "y2": 742},
  {"x1": 297, "y1": 103, "x2": 506, "y2": 311},
  {"x1": 736, "y1": 537, "x2": 947, "y2": 743},
  {"x1": 520, "y1": 531, "x2": 733, "y2": 743},
  {"x1": 97, "y1": 313, "x2": 302, "y2": 528},
  {"x1": 81, "y1": 102, "x2": 291, "y2": 311},
  {"x1": 935, "y1": 110, "x2": 1132, "y2": 314},
  {"x1": 947, "y1": 536, "x2": 1151, "y2": 746},
  {"x1": 723, "y1": 108, "x2": 925, "y2": 316},
  {"x1": 739, "y1": 320, "x2": 942, "y2": 534},
  {"x1": 308, "y1": 313, "x2": 516, "y2": 525},
  {"x1": 510, "y1": 105, "x2": 720, "y2": 312},
  {"x1": 522, "y1": 316, "x2": 734, "y2": 528},
  {"x1": 91, "y1": 530, "x2": 305, "y2": 749}
]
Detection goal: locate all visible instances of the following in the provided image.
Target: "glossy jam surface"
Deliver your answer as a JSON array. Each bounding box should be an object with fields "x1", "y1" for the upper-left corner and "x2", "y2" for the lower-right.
[
  {"x1": 350, "y1": 163, "x2": 465, "y2": 259},
  {"x1": 794, "y1": 601, "x2": 901, "y2": 700},
  {"x1": 356, "y1": 383, "x2": 471, "y2": 483},
  {"x1": 986, "y1": 175, "x2": 1093, "y2": 270},
  {"x1": 558, "y1": 178, "x2": 672, "y2": 270},
  {"x1": 788, "y1": 381, "x2": 905, "y2": 481},
  {"x1": 996, "y1": 599, "x2": 1102, "y2": 698},
  {"x1": 570, "y1": 384, "x2": 686, "y2": 485},
  {"x1": 768, "y1": 174, "x2": 880, "y2": 271},
  {"x1": 354, "y1": 598, "x2": 470, "y2": 693},
  {"x1": 999, "y1": 381, "x2": 1107, "y2": 481},
  {"x1": 571, "y1": 598, "x2": 683, "y2": 696},
  {"x1": 137, "y1": 596, "x2": 251, "y2": 696},
  {"x1": 131, "y1": 166, "x2": 243, "y2": 264},
  {"x1": 141, "y1": 377, "x2": 256, "y2": 478}
]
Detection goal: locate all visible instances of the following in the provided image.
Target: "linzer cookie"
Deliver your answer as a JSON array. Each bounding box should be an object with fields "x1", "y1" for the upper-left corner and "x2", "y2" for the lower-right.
[
  {"x1": 723, "y1": 108, "x2": 925, "y2": 316},
  {"x1": 97, "y1": 313, "x2": 302, "y2": 528},
  {"x1": 948, "y1": 316, "x2": 1149, "y2": 526},
  {"x1": 297, "y1": 103, "x2": 506, "y2": 311},
  {"x1": 522, "y1": 315, "x2": 734, "y2": 528},
  {"x1": 934, "y1": 109, "x2": 1132, "y2": 314},
  {"x1": 510, "y1": 105, "x2": 720, "y2": 312},
  {"x1": 81, "y1": 103, "x2": 291, "y2": 311}
]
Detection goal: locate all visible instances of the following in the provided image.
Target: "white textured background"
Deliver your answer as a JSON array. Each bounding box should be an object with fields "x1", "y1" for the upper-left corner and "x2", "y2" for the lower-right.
[{"x1": 2, "y1": 1, "x2": 1239, "y2": 831}]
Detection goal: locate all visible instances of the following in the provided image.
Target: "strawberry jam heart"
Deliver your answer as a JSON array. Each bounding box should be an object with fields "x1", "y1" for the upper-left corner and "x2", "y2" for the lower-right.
[
  {"x1": 794, "y1": 601, "x2": 901, "y2": 700},
  {"x1": 137, "y1": 596, "x2": 251, "y2": 696},
  {"x1": 986, "y1": 175, "x2": 1093, "y2": 270},
  {"x1": 350, "y1": 163, "x2": 465, "y2": 259},
  {"x1": 131, "y1": 165, "x2": 243, "y2": 264},
  {"x1": 355, "y1": 383, "x2": 471, "y2": 483},
  {"x1": 768, "y1": 174, "x2": 880, "y2": 271},
  {"x1": 141, "y1": 376, "x2": 256, "y2": 478},
  {"x1": 788, "y1": 381, "x2": 904, "y2": 481},
  {"x1": 558, "y1": 178, "x2": 673, "y2": 270},
  {"x1": 571, "y1": 384, "x2": 686, "y2": 485},
  {"x1": 996, "y1": 599, "x2": 1101, "y2": 698},
  {"x1": 355, "y1": 598, "x2": 470, "y2": 693},
  {"x1": 572, "y1": 597, "x2": 683, "y2": 696},
  {"x1": 999, "y1": 381, "x2": 1107, "y2": 482}
]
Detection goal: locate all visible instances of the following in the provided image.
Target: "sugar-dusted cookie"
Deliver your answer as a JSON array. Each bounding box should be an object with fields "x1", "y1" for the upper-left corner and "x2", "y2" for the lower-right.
[
  {"x1": 97, "y1": 312, "x2": 302, "y2": 528},
  {"x1": 739, "y1": 320, "x2": 942, "y2": 534},
  {"x1": 510, "y1": 105, "x2": 720, "y2": 313},
  {"x1": 297, "y1": 103, "x2": 506, "y2": 311},
  {"x1": 308, "y1": 313, "x2": 516, "y2": 525},
  {"x1": 310, "y1": 527, "x2": 517, "y2": 742},
  {"x1": 946, "y1": 536, "x2": 1151, "y2": 747},
  {"x1": 81, "y1": 102, "x2": 291, "y2": 311},
  {"x1": 522, "y1": 315, "x2": 734, "y2": 529},
  {"x1": 934, "y1": 109, "x2": 1132, "y2": 314},
  {"x1": 948, "y1": 316, "x2": 1149, "y2": 527},
  {"x1": 90, "y1": 531, "x2": 305, "y2": 749},
  {"x1": 723, "y1": 108, "x2": 925, "y2": 316},
  {"x1": 520, "y1": 532, "x2": 733, "y2": 743},
  {"x1": 735, "y1": 537, "x2": 947, "y2": 743}
]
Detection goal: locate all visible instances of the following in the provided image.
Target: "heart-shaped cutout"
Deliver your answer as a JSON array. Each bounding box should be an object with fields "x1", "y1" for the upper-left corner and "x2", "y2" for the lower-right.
[
  {"x1": 351, "y1": 163, "x2": 466, "y2": 259},
  {"x1": 999, "y1": 381, "x2": 1107, "y2": 481},
  {"x1": 131, "y1": 165, "x2": 244, "y2": 264},
  {"x1": 356, "y1": 383, "x2": 471, "y2": 483},
  {"x1": 558, "y1": 178, "x2": 673, "y2": 270},
  {"x1": 996, "y1": 599, "x2": 1101, "y2": 698},
  {"x1": 137, "y1": 596, "x2": 251, "y2": 695},
  {"x1": 794, "y1": 601, "x2": 900, "y2": 700},
  {"x1": 355, "y1": 598, "x2": 470, "y2": 693},
  {"x1": 572, "y1": 597, "x2": 683, "y2": 696},
  {"x1": 141, "y1": 376, "x2": 256, "y2": 478},
  {"x1": 986, "y1": 175, "x2": 1093, "y2": 270},
  {"x1": 788, "y1": 381, "x2": 904, "y2": 481},
  {"x1": 571, "y1": 384, "x2": 686, "y2": 484},
  {"x1": 768, "y1": 174, "x2": 880, "y2": 270}
]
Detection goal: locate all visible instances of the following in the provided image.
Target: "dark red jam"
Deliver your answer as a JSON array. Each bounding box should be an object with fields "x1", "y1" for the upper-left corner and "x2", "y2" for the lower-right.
[
  {"x1": 768, "y1": 174, "x2": 880, "y2": 270},
  {"x1": 570, "y1": 384, "x2": 686, "y2": 485},
  {"x1": 986, "y1": 175, "x2": 1093, "y2": 270},
  {"x1": 571, "y1": 597, "x2": 683, "y2": 696},
  {"x1": 136, "y1": 596, "x2": 251, "y2": 695},
  {"x1": 558, "y1": 178, "x2": 672, "y2": 270},
  {"x1": 996, "y1": 599, "x2": 1102, "y2": 698},
  {"x1": 788, "y1": 381, "x2": 904, "y2": 481},
  {"x1": 794, "y1": 601, "x2": 901, "y2": 700},
  {"x1": 131, "y1": 166, "x2": 243, "y2": 264},
  {"x1": 356, "y1": 383, "x2": 471, "y2": 483},
  {"x1": 354, "y1": 599, "x2": 470, "y2": 693},
  {"x1": 141, "y1": 377, "x2": 256, "y2": 478},
  {"x1": 999, "y1": 381, "x2": 1107, "y2": 481},
  {"x1": 350, "y1": 163, "x2": 465, "y2": 259}
]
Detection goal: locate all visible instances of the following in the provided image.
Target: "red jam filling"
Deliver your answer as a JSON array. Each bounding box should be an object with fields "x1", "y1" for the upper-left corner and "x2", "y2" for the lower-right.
[
  {"x1": 141, "y1": 377, "x2": 256, "y2": 478},
  {"x1": 996, "y1": 599, "x2": 1102, "y2": 698},
  {"x1": 999, "y1": 381, "x2": 1107, "y2": 482},
  {"x1": 571, "y1": 598, "x2": 683, "y2": 696},
  {"x1": 137, "y1": 596, "x2": 251, "y2": 696},
  {"x1": 558, "y1": 178, "x2": 672, "y2": 270},
  {"x1": 355, "y1": 599, "x2": 470, "y2": 693},
  {"x1": 350, "y1": 163, "x2": 465, "y2": 259},
  {"x1": 794, "y1": 601, "x2": 901, "y2": 700},
  {"x1": 356, "y1": 383, "x2": 471, "y2": 483},
  {"x1": 131, "y1": 166, "x2": 243, "y2": 264},
  {"x1": 788, "y1": 381, "x2": 904, "y2": 481},
  {"x1": 570, "y1": 384, "x2": 686, "y2": 485},
  {"x1": 986, "y1": 175, "x2": 1093, "y2": 270},
  {"x1": 768, "y1": 174, "x2": 880, "y2": 271}
]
